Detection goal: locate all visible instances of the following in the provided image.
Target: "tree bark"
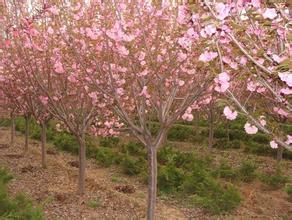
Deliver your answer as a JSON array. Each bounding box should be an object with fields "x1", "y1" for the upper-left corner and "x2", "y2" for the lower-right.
[
  {"x1": 147, "y1": 147, "x2": 158, "y2": 220},
  {"x1": 78, "y1": 133, "x2": 86, "y2": 195},
  {"x1": 277, "y1": 147, "x2": 283, "y2": 162},
  {"x1": 208, "y1": 107, "x2": 214, "y2": 148},
  {"x1": 24, "y1": 115, "x2": 30, "y2": 153},
  {"x1": 10, "y1": 113, "x2": 15, "y2": 147},
  {"x1": 41, "y1": 122, "x2": 47, "y2": 168}
]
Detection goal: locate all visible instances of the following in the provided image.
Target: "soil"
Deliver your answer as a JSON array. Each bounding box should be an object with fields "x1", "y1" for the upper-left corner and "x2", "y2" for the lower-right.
[{"x1": 0, "y1": 126, "x2": 291, "y2": 219}]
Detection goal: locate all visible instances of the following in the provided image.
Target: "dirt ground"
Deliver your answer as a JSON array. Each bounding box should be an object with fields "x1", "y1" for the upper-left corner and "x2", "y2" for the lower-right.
[{"x1": 0, "y1": 126, "x2": 291, "y2": 220}]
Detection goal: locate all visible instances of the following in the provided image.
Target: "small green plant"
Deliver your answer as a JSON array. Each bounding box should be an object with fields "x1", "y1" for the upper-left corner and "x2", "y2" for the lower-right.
[
  {"x1": 53, "y1": 132, "x2": 79, "y2": 154},
  {"x1": 238, "y1": 160, "x2": 257, "y2": 182},
  {"x1": 95, "y1": 147, "x2": 118, "y2": 167},
  {"x1": 0, "y1": 168, "x2": 43, "y2": 219},
  {"x1": 214, "y1": 160, "x2": 237, "y2": 181},
  {"x1": 259, "y1": 167, "x2": 288, "y2": 190},
  {"x1": 121, "y1": 155, "x2": 146, "y2": 176},
  {"x1": 122, "y1": 141, "x2": 145, "y2": 156},
  {"x1": 86, "y1": 197, "x2": 102, "y2": 208},
  {"x1": 285, "y1": 184, "x2": 292, "y2": 202},
  {"x1": 99, "y1": 137, "x2": 120, "y2": 148}
]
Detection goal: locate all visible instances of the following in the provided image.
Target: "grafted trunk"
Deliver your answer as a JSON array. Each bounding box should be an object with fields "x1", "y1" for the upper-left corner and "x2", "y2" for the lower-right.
[
  {"x1": 78, "y1": 133, "x2": 86, "y2": 195},
  {"x1": 147, "y1": 147, "x2": 158, "y2": 220},
  {"x1": 10, "y1": 113, "x2": 15, "y2": 147},
  {"x1": 24, "y1": 115, "x2": 30, "y2": 153},
  {"x1": 277, "y1": 147, "x2": 283, "y2": 162},
  {"x1": 41, "y1": 122, "x2": 47, "y2": 168},
  {"x1": 208, "y1": 107, "x2": 214, "y2": 148}
]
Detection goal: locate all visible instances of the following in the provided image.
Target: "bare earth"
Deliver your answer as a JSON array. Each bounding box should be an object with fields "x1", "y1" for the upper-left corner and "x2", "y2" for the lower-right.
[{"x1": 0, "y1": 127, "x2": 291, "y2": 220}]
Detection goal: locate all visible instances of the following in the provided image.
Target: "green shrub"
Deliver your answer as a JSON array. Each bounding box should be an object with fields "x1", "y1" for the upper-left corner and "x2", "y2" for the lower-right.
[
  {"x1": 158, "y1": 163, "x2": 185, "y2": 194},
  {"x1": 181, "y1": 166, "x2": 241, "y2": 214},
  {"x1": 238, "y1": 160, "x2": 257, "y2": 182},
  {"x1": 214, "y1": 160, "x2": 237, "y2": 181},
  {"x1": 229, "y1": 129, "x2": 247, "y2": 141},
  {"x1": 121, "y1": 155, "x2": 146, "y2": 176},
  {"x1": 52, "y1": 132, "x2": 79, "y2": 154},
  {"x1": 167, "y1": 125, "x2": 196, "y2": 142},
  {"x1": 157, "y1": 145, "x2": 176, "y2": 165},
  {"x1": 244, "y1": 141, "x2": 273, "y2": 156},
  {"x1": 251, "y1": 134, "x2": 269, "y2": 144},
  {"x1": 259, "y1": 167, "x2": 288, "y2": 190},
  {"x1": 99, "y1": 137, "x2": 120, "y2": 148},
  {"x1": 122, "y1": 141, "x2": 145, "y2": 156},
  {"x1": 0, "y1": 168, "x2": 43, "y2": 219},
  {"x1": 95, "y1": 147, "x2": 118, "y2": 167},
  {"x1": 214, "y1": 128, "x2": 228, "y2": 139},
  {"x1": 285, "y1": 184, "x2": 292, "y2": 202},
  {"x1": 0, "y1": 119, "x2": 11, "y2": 127}
]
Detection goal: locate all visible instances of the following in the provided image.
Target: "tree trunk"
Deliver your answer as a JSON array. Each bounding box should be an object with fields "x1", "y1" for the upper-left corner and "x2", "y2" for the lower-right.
[
  {"x1": 147, "y1": 147, "x2": 158, "y2": 220},
  {"x1": 277, "y1": 147, "x2": 283, "y2": 162},
  {"x1": 78, "y1": 133, "x2": 86, "y2": 195},
  {"x1": 208, "y1": 107, "x2": 214, "y2": 148},
  {"x1": 41, "y1": 122, "x2": 47, "y2": 168},
  {"x1": 24, "y1": 115, "x2": 30, "y2": 153},
  {"x1": 10, "y1": 113, "x2": 15, "y2": 147}
]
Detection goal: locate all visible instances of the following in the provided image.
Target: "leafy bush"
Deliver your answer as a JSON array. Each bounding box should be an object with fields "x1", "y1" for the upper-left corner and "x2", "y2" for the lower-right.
[
  {"x1": 95, "y1": 147, "x2": 118, "y2": 167},
  {"x1": 213, "y1": 128, "x2": 228, "y2": 139},
  {"x1": 121, "y1": 155, "x2": 147, "y2": 176},
  {"x1": 251, "y1": 133, "x2": 269, "y2": 144},
  {"x1": 53, "y1": 132, "x2": 79, "y2": 154},
  {"x1": 229, "y1": 129, "x2": 247, "y2": 141},
  {"x1": 0, "y1": 168, "x2": 43, "y2": 219},
  {"x1": 238, "y1": 160, "x2": 257, "y2": 182},
  {"x1": 167, "y1": 125, "x2": 196, "y2": 142},
  {"x1": 158, "y1": 163, "x2": 185, "y2": 194},
  {"x1": 285, "y1": 184, "x2": 292, "y2": 202},
  {"x1": 157, "y1": 145, "x2": 176, "y2": 165},
  {"x1": 259, "y1": 167, "x2": 288, "y2": 190},
  {"x1": 0, "y1": 119, "x2": 11, "y2": 127},
  {"x1": 122, "y1": 141, "x2": 145, "y2": 156},
  {"x1": 181, "y1": 166, "x2": 241, "y2": 214},
  {"x1": 244, "y1": 141, "x2": 274, "y2": 156},
  {"x1": 99, "y1": 137, "x2": 120, "y2": 148},
  {"x1": 214, "y1": 160, "x2": 237, "y2": 181}
]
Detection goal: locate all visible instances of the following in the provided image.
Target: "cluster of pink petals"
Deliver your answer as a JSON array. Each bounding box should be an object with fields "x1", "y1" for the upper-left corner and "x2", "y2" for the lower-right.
[
  {"x1": 214, "y1": 72, "x2": 230, "y2": 93},
  {"x1": 244, "y1": 122, "x2": 258, "y2": 134},
  {"x1": 200, "y1": 24, "x2": 216, "y2": 38},
  {"x1": 286, "y1": 135, "x2": 292, "y2": 145},
  {"x1": 223, "y1": 106, "x2": 238, "y2": 120},
  {"x1": 273, "y1": 107, "x2": 288, "y2": 117},
  {"x1": 262, "y1": 8, "x2": 278, "y2": 20},
  {"x1": 54, "y1": 61, "x2": 65, "y2": 74},
  {"x1": 215, "y1": 3, "x2": 231, "y2": 20},
  {"x1": 270, "y1": 140, "x2": 278, "y2": 149},
  {"x1": 182, "y1": 107, "x2": 193, "y2": 122},
  {"x1": 259, "y1": 116, "x2": 266, "y2": 127},
  {"x1": 139, "y1": 86, "x2": 150, "y2": 99},
  {"x1": 39, "y1": 96, "x2": 48, "y2": 105},
  {"x1": 199, "y1": 51, "x2": 218, "y2": 63},
  {"x1": 279, "y1": 72, "x2": 292, "y2": 87}
]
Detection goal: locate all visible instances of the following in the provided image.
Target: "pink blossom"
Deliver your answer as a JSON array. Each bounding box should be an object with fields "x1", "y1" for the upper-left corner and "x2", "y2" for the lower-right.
[
  {"x1": 177, "y1": 6, "x2": 188, "y2": 24},
  {"x1": 215, "y1": 3, "x2": 230, "y2": 20},
  {"x1": 279, "y1": 72, "x2": 292, "y2": 87},
  {"x1": 223, "y1": 106, "x2": 238, "y2": 120},
  {"x1": 273, "y1": 107, "x2": 288, "y2": 117},
  {"x1": 182, "y1": 107, "x2": 193, "y2": 121},
  {"x1": 285, "y1": 135, "x2": 292, "y2": 145},
  {"x1": 244, "y1": 122, "x2": 258, "y2": 134},
  {"x1": 54, "y1": 61, "x2": 65, "y2": 74},
  {"x1": 47, "y1": 27, "x2": 54, "y2": 35},
  {"x1": 259, "y1": 116, "x2": 266, "y2": 126},
  {"x1": 39, "y1": 96, "x2": 48, "y2": 105},
  {"x1": 204, "y1": 24, "x2": 217, "y2": 36},
  {"x1": 251, "y1": 0, "x2": 261, "y2": 8},
  {"x1": 199, "y1": 51, "x2": 218, "y2": 63},
  {"x1": 139, "y1": 86, "x2": 150, "y2": 98},
  {"x1": 280, "y1": 88, "x2": 292, "y2": 95},
  {"x1": 247, "y1": 81, "x2": 257, "y2": 92},
  {"x1": 178, "y1": 52, "x2": 187, "y2": 62},
  {"x1": 272, "y1": 54, "x2": 285, "y2": 63},
  {"x1": 215, "y1": 72, "x2": 230, "y2": 93},
  {"x1": 270, "y1": 140, "x2": 278, "y2": 149},
  {"x1": 48, "y1": 6, "x2": 59, "y2": 15},
  {"x1": 262, "y1": 8, "x2": 277, "y2": 20},
  {"x1": 116, "y1": 45, "x2": 129, "y2": 56}
]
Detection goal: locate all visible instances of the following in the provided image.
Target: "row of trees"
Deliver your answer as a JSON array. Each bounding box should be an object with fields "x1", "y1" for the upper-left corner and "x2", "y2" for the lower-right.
[{"x1": 0, "y1": 0, "x2": 291, "y2": 219}]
